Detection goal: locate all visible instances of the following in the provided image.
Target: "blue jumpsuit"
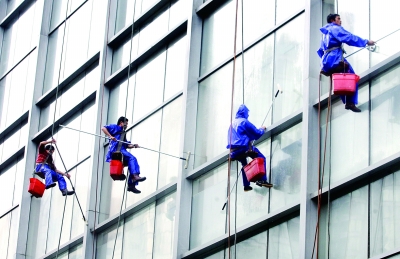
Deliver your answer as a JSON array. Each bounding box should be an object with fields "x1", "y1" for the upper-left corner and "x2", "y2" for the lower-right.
[
  {"x1": 104, "y1": 124, "x2": 141, "y2": 186},
  {"x1": 226, "y1": 105, "x2": 268, "y2": 187},
  {"x1": 317, "y1": 23, "x2": 368, "y2": 105},
  {"x1": 36, "y1": 164, "x2": 67, "y2": 191}
]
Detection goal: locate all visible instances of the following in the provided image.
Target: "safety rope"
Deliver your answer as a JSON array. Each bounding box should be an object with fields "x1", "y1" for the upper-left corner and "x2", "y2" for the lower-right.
[
  {"x1": 111, "y1": 1, "x2": 137, "y2": 258},
  {"x1": 92, "y1": 0, "x2": 113, "y2": 256}
]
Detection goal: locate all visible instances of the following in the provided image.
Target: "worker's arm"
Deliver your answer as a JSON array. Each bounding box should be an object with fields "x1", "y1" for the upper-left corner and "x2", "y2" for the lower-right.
[
  {"x1": 101, "y1": 126, "x2": 117, "y2": 141},
  {"x1": 39, "y1": 139, "x2": 56, "y2": 147}
]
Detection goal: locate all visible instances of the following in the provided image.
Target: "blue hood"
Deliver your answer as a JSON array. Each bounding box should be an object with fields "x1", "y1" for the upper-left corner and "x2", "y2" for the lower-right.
[
  {"x1": 235, "y1": 104, "x2": 249, "y2": 119},
  {"x1": 320, "y1": 23, "x2": 336, "y2": 35}
]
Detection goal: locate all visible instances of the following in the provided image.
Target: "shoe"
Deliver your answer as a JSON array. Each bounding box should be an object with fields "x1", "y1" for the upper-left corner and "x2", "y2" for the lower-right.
[
  {"x1": 46, "y1": 182, "x2": 56, "y2": 189},
  {"x1": 61, "y1": 189, "x2": 75, "y2": 196},
  {"x1": 256, "y1": 180, "x2": 273, "y2": 188},
  {"x1": 244, "y1": 186, "x2": 253, "y2": 192},
  {"x1": 131, "y1": 174, "x2": 146, "y2": 182},
  {"x1": 127, "y1": 185, "x2": 141, "y2": 194},
  {"x1": 345, "y1": 103, "x2": 361, "y2": 113}
]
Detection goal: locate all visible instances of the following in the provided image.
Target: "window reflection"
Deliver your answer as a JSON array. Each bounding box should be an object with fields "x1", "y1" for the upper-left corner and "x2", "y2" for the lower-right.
[{"x1": 0, "y1": 208, "x2": 20, "y2": 259}]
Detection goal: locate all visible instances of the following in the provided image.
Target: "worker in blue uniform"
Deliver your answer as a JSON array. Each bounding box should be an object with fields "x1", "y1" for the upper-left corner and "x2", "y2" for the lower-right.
[
  {"x1": 317, "y1": 13, "x2": 375, "y2": 112},
  {"x1": 227, "y1": 104, "x2": 273, "y2": 192},
  {"x1": 102, "y1": 116, "x2": 146, "y2": 194}
]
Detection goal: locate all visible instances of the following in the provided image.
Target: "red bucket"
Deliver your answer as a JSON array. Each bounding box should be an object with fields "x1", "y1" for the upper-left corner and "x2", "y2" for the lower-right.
[
  {"x1": 110, "y1": 160, "x2": 126, "y2": 181},
  {"x1": 244, "y1": 158, "x2": 266, "y2": 182},
  {"x1": 332, "y1": 73, "x2": 360, "y2": 95},
  {"x1": 28, "y1": 178, "x2": 46, "y2": 198}
]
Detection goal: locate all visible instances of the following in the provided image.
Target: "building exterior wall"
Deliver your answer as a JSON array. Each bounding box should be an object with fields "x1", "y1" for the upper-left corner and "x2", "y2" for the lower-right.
[{"x1": 0, "y1": 0, "x2": 399, "y2": 258}]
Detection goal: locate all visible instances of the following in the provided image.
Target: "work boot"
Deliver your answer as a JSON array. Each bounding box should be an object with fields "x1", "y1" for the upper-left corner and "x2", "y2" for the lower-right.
[
  {"x1": 46, "y1": 182, "x2": 56, "y2": 189},
  {"x1": 244, "y1": 186, "x2": 253, "y2": 192},
  {"x1": 131, "y1": 174, "x2": 146, "y2": 182},
  {"x1": 256, "y1": 180, "x2": 273, "y2": 188},
  {"x1": 61, "y1": 189, "x2": 75, "y2": 196},
  {"x1": 127, "y1": 185, "x2": 141, "y2": 194},
  {"x1": 345, "y1": 103, "x2": 361, "y2": 113}
]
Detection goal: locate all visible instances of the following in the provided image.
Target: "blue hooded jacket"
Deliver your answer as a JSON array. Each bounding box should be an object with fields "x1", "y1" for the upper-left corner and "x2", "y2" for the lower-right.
[
  {"x1": 104, "y1": 124, "x2": 131, "y2": 162},
  {"x1": 317, "y1": 23, "x2": 368, "y2": 73},
  {"x1": 226, "y1": 105, "x2": 265, "y2": 149}
]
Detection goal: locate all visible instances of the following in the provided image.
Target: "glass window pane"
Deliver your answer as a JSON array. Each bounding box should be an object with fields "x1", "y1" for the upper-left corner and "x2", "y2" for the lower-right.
[
  {"x1": 0, "y1": 212, "x2": 11, "y2": 259},
  {"x1": 232, "y1": 231, "x2": 267, "y2": 258},
  {"x1": 320, "y1": 83, "x2": 369, "y2": 185},
  {"x1": 370, "y1": 170, "x2": 400, "y2": 257},
  {"x1": 153, "y1": 192, "x2": 176, "y2": 259},
  {"x1": 276, "y1": 0, "x2": 304, "y2": 25},
  {"x1": 200, "y1": 1, "x2": 235, "y2": 74},
  {"x1": 158, "y1": 98, "x2": 183, "y2": 188},
  {"x1": 267, "y1": 217, "x2": 300, "y2": 259},
  {"x1": 111, "y1": 35, "x2": 139, "y2": 73},
  {"x1": 115, "y1": 0, "x2": 137, "y2": 33},
  {"x1": 319, "y1": 186, "x2": 368, "y2": 258},
  {"x1": 190, "y1": 163, "x2": 232, "y2": 248},
  {"x1": 169, "y1": 0, "x2": 188, "y2": 30},
  {"x1": 50, "y1": 0, "x2": 86, "y2": 30},
  {"x1": 0, "y1": 163, "x2": 16, "y2": 215},
  {"x1": 122, "y1": 203, "x2": 156, "y2": 258},
  {"x1": 371, "y1": 64, "x2": 400, "y2": 164},
  {"x1": 273, "y1": 15, "x2": 304, "y2": 122},
  {"x1": 270, "y1": 123, "x2": 302, "y2": 213},
  {"x1": 6, "y1": 0, "x2": 23, "y2": 15},
  {"x1": 164, "y1": 35, "x2": 187, "y2": 100},
  {"x1": 133, "y1": 51, "x2": 166, "y2": 121},
  {"x1": 195, "y1": 61, "x2": 243, "y2": 168},
  {"x1": 96, "y1": 224, "x2": 123, "y2": 259},
  {"x1": 0, "y1": 123, "x2": 27, "y2": 164}
]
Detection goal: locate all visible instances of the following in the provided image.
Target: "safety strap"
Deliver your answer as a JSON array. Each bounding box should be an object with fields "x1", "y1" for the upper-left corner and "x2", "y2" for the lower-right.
[{"x1": 116, "y1": 131, "x2": 126, "y2": 152}]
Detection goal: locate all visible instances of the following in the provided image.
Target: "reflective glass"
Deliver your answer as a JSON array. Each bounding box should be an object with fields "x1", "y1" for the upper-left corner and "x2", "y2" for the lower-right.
[
  {"x1": 231, "y1": 231, "x2": 267, "y2": 258},
  {"x1": 133, "y1": 50, "x2": 166, "y2": 121},
  {"x1": 6, "y1": 0, "x2": 23, "y2": 15},
  {"x1": 243, "y1": 35, "x2": 274, "y2": 128},
  {"x1": 195, "y1": 61, "x2": 243, "y2": 168},
  {"x1": 111, "y1": 34, "x2": 139, "y2": 73},
  {"x1": 164, "y1": 36, "x2": 187, "y2": 100},
  {"x1": 371, "y1": 64, "x2": 400, "y2": 164},
  {"x1": 0, "y1": 156, "x2": 24, "y2": 216},
  {"x1": 122, "y1": 203, "x2": 156, "y2": 258},
  {"x1": 272, "y1": 15, "x2": 304, "y2": 122},
  {"x1": 276, "y1": 0, "x2": 304, "y2": 25},
  {"x1": 115, "y1": 0, "x2": 137, "y2": 33},
  {"x1": 338, "y1": 0, "x2": 370, "y2": 75},
  {"x1": 96, "y1": 224, "x2": 123, "y2": 259},
  {"x1": 169, "y1": 0, "x2": 188, "y2": 30},
  {"x1": 370, "y1": 170, "x2": 400, "y2": 257},
  {"x1": 320, "y1": 83, "x2": 369, "y2": 185},
  {"x1": 49, "y1": 0, "x2": 86, "y2": 30},
  {"x1": 0, "y1": 208, "x2": 19, "y2": 259},
  {"x1": 270, "y1": 123, "x2": 302, "y2": 212},
  {"x1": 0, "y1": 123, "x2": 27, "y2": 165},
  {"x1": 0, "y1": 2, "x2": 40, "y2": 76},
  {"x1": 190, "y1": 162, "x2": 233, "y2": 248},
  {"x1": 268, "y1": 217, "x2": 300, "y2": 259},
  {"x1": 158, "y1": 98, "x2": 183, "y2": 188},
  {"x1": 200, "y1": 0, "x2": 236, "y2": 74},
  {"x1": 370, "y1": 0, "x2": 400, "y2": 67},
  {"x1": 319, "y1": 186, "x2": 368, "y2": 259},
  {"x1": 0, "y1": 211, "x2": 11, "y2": 259},
  {"x1": 153, "y1": 192, "x2": 176, "y2": 259}
]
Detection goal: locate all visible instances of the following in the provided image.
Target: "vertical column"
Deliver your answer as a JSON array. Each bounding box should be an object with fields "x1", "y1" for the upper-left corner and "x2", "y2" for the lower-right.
[
  {"x1": 172, "y1": 0, "x2": 203, "y2": 257},
  {"x1": 82, "y1": 0, "x2": 116, "y2": 258},
  {"x1": 14, "y1": 0, "x2": 51, "y2": 258},
  {"x1": 298, "y1": 0, "x2": 322, "y2": 258}
]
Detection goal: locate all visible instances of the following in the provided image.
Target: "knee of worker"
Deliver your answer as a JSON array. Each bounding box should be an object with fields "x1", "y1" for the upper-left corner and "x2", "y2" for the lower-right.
[
  {"x1": 127, "y1": 158, "x2": 140, "y2": 174},
  {"x1": 58, "y1": 176, "x2": 67, "y2": 191}
]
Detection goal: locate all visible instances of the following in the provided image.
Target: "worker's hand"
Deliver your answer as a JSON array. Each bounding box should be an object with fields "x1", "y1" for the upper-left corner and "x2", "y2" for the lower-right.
[
  {"x1": 261, "y1": 126, "x2": 267, "y2": 132},
  {"x1": 133, "y1": 144, "x2": 139, "y2": 148},
  {"x1": 64, "y1": 173, "x2": 71, "y2": 179},
  {"x1": 109, "y1": 136, "x2": 116, "y2": 141},
  {"x1": 367, "y1": 40, "x2": 375, "y2": 46},
  {"x1": 51, "y1": 139, "x2": 56, "y2": 144}
]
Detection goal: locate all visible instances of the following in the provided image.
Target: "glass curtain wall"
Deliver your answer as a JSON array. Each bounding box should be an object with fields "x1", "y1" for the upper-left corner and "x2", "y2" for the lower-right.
[
  {"x1": 320, "y1": 62, "x2": 400, "y2": 187},
  {"x1": 96, "y1": 192, "x2": 176, "y2": 259},
  {"x1": 191, "y1": 123, "x2": 302, "y2": 249},
  {"x1": 0, "y1": 0, "x2": 42, "y2": 76},
  {"x1": 0, "y1": 121, "x2": 28, "y2": 164}
]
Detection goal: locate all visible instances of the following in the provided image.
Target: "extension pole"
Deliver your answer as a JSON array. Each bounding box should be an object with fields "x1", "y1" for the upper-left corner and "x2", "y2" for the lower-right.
[
  {"x1": 60, "y1": 125, "x2": 187, "y2": 160},
  {"x1": 54, "y1": 143, "x2": 87, "y2": 224},
  {"x1": 222, "y1": 169, "x2": 243, "y2": 210}
]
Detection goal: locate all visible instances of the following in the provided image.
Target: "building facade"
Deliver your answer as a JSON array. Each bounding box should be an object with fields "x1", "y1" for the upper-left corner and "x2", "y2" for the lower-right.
[{"x1": 0, "y1": 0, "x2": 400, "y2": 258}]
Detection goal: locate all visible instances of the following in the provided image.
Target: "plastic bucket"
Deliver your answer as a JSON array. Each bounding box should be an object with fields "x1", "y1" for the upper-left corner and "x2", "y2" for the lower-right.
[
  {"x1": 28, "y1": 178, "x2": 46, "y2": 198},
  {"x1": 110, "y1": 160, "x2": 126, "y2": 181},
  {"x1": 244, "y1": 157, "x2": 266, "y2": 182},
  {"x1": 332, "y1": 73, "x2": 360, "y2": 95}
]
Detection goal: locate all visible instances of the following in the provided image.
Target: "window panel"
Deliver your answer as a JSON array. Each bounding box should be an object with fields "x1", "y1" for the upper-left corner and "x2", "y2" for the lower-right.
[
  {"x1": 164, "y1": 36, "x2": 187, "y2": 100},
  {"x1": 133, "y1": 51, "x2": 166, "y2": 121},
  {"x1": 158, "y1": 98, "x2": 183, "y2": 188},
  {"x1": 0, "y1": 122, "x2": 27, "y2": 164},
  {"x1": 190, "y1": 163, "x2": 232, "y2": 248},
  {"x1": 270, "y1": 123, "x2": 302, "y2": 212},
  {"x1": 272, "y1": 15, "x2": 304, "y2": 122},
  {"x1": 232, "y1": 231, "x2": 267, "y2": 259},
  {"x1": 276, "y1": 0, "x2": 304, "y2": 25},
  {"x1": 371, "y1": 64, "x2": 400, "y2": 164},
  {"x1": 111, "y1": 35, "x2": 139, "y2": 73},
  {"x1": 370, "y1": 170, "x2": 400, "y2": 257},
  {"x1": 49, "y1": 0, "x2": 86, "y2": 30},
  {"x1": 6, "y1": 0, "x2": 23, "y2": 15},
  {"x1": 319, "y1": 186, "x2": 368, "y2": 259},
  {"x1": 96, "y1": 224, "x2": 124, "y2": 259},
  {"x1": 169, "y1": 0, "x2": 188, "y2": 30},
  {"x1": 0, "y1": 208, "x2": 19, "y2": 259},
  {"x1": 0, "y1": 211, "x2": 11, "y2": 259},
  {"x1": 268, "y1": 217, "x2": 300, "y2": 259},
  {"x1": 0, "y1": 2, "x2": 40, "y2": 76},
  {"x1": 115, "y1": 0, "x2": 137, "y2": 33},
  {"x1": 153, "y1": 192, "x2": 176, "y2": 259}
]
